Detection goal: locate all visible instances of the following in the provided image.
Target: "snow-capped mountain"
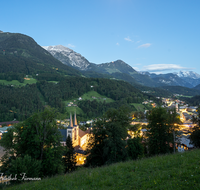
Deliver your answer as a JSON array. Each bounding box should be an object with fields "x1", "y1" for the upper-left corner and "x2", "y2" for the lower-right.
[
  {"x1": 42, "y1": 45, "x2": 91, "y2": 70},
  {"x1": 43, "y1": 45, "x2": 200, "y2": 88},
  {"x1": 177, "y1": 71, "x2": 200, "y2": 79},
  {"x1": 139, "y1": 71, "x2": 200, "y2": 88}
]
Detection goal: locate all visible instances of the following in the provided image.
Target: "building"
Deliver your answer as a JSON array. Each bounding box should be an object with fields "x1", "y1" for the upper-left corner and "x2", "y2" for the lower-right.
[
  {"x1": 59, "y1": 112, "x2": 91, "y2": 150},
  {"x1": 59, "y1": 112, "x2": 92, "y2": 165},
  {"x1": 0, "y1": 121, "x2": 19, "y2": 127}
]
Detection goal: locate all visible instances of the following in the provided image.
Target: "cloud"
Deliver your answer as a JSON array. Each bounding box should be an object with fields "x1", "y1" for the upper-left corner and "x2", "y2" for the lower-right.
[
  {"x1": 116, "y1": 42, "x2": 119, "y2": 46},
  {"x1": 143, "y1": 64, "x2": 194, "y2": 72},
  {"x1": 67, "y1": 44, "x2": 75, "y2": 48},
  {"x1": 138, "y1": 43, "x2": 151, "y2": 48},
  {"x1": 135, "y1": 41, "x2": 141, "y2": 43},
  {"x1": 124, "y1": 36, "x2": 133, "y2": 42}
]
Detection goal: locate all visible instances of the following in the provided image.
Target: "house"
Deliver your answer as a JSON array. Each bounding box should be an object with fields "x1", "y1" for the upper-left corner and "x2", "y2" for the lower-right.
[
  {"x1": 177, "y1": 144, "x2": 187, "y2": 152},
  {"x1": 187, "y1": 106, "x2": 198, "y2": 112},
  {"x1": 0, "y1": 121, "x2": 19, "y2": 128}
]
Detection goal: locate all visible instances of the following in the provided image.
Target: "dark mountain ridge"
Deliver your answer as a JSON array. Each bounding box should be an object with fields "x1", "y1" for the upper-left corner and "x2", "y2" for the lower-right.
[{"x1": 0, "y1": 32, "x2": 79, "y2": 76}]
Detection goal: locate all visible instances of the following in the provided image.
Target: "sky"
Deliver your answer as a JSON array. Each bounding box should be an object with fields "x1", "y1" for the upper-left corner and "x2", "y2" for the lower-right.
[{"x1": 1, "y1": 0, "x2": 200, "y2": 74}]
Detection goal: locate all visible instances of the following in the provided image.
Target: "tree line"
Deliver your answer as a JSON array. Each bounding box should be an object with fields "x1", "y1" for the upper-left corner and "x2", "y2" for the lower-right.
[{"x1": 85, "y1": 106, "x2": 181, "y2": 167}]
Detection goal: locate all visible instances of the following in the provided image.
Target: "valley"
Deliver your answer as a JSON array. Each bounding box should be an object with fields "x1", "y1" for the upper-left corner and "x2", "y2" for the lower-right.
[
  {"x1": 0, "y1": 30, "x2": 200, "y2": 189},
  {"x1": 1, "y1": 31, "x2": 200, "y2": 123}
]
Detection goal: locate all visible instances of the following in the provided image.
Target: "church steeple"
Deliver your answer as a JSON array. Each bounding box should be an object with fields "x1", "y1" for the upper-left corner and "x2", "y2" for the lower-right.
[
  {"x1": 74, "y1": 111, "x2": 77, "y2": 126},
  {"x1": 70, "y1": 112, "x2": 73, "y2": 127}
]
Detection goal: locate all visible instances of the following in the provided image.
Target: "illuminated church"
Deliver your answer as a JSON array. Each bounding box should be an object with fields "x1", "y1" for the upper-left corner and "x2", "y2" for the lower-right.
[{"x1": 59, "y1": 112, "x2": 90, "y2": 150}]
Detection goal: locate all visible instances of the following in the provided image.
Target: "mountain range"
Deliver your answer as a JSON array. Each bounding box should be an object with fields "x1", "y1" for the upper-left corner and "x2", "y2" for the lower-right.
[
  {"x1": 1, "y1": 31, "x2": 200, "y2": 122},
  {"x1": 139, "y1": 71, "x2": 200, "y2": 88},
  {"x1": 43, "y1": 45, "x2": 200, "y2": 88},
  {"x1": 1, "y1": 31, "x2": 200, "y2": 90}
]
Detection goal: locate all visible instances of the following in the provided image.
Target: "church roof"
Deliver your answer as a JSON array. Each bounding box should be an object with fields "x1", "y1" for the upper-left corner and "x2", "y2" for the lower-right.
[
  {"x1": 74, "y1": 145, "x2": 86, "y2": 154},
  {"x1": 79, "y1": 128, "x2": 86, "y2": 138},
  {"x1": 85, "y1": 128, "x2": 92, "y2": 134}
]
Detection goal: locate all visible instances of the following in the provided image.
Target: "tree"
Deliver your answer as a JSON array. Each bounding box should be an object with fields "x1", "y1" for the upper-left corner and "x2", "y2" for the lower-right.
[
  {"x1": 146, "y1": 107, "x2": 173, "y2": 156},
  {"x1": 63, "y1": 135, "x2": 76, "y2": 173},
  {"x1": 166, "y1": 108, "x2": 181, "y2": 153},
  {"x1": 86, "y1": 106, "x2": 131, "y2": 167},
  {"x1": 190, "y1": 107, "x2": 200, "y2": 148},
  {"x1": 127, "y1": 137, "x2": 144, "y2": 160},
  {"x1": 0, "y1": 107, "x2": 64, "y2": 178},
  {"x1": 5, "y1": 155, "x2": 41, "y2": 184}
]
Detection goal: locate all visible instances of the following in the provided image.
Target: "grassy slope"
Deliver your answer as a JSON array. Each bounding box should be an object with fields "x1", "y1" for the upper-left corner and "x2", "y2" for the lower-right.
[
  {"x1": 0, "y1": 78, "x2": 37, "y2": 86},
  {"x1": 64, "y1": 91, "x2": 115, "y2": 105},
  {"x1": 64, "y1": 91, "x2": 115, "y2": 113},
  {"x1": 5, "y1": 149, "x2": 200, "y2": 190},
  {"x1": 63, "y1": 91, "x2": 115, "y2": 116},
  {"x1": 81, "y1": 91, "x2": 115, "y2": 103},
  {"x1": 65, "y1": 107, "x2": 84, "y2": 115},
  {"x1": 130, "y1": 103, "x2": 146, "y2": 112},
  {"x1": 130, "y1": 103, "x2": 152, "y2": 112}
]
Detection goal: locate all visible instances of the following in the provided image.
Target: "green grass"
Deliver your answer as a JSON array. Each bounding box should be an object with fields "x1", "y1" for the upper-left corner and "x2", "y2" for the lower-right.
[
  {"x1": 63, "y1": 91, "x2": 114, "y2": 115},
  {"x1": 81, "y1": 91, "x2": 114, "y2": 103},
  {"x1": 177, "y1": 95, "x2": 193, "y2": 98},
  {"x1": 105, "y1": 68, "x2": 121, "y2": 74},
  {"x1": 63, "y1": 100, "x2": 84, "y2": 115},
  {"x1": 23, "y1": 78, "x2": 37, "y2": 85},
  {"x1": 64, "y1": 91, "x2": 115, "y2": 106},
  {"x1": 0, "y1": 80, "x2": 22, "y2": 86},
  {"x1": 48, "y1": 81, "x2": 59, "y2": 84},
  {"x1": 4, "y1": 149, "x2": 200, "y2": 190},
  {"x1": 130, "y1": 103, "x2": 146, "y2": 112},
  {"x1": 0, "y1": 78, "x2": 37, "y2": 86},
  {"x1": 65, "y1": 106, "x2": 84, "y2": 115}
]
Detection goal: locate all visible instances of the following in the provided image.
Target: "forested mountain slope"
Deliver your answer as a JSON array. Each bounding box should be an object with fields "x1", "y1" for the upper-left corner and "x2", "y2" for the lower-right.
[
  {"x1": 0, "y1": 76, "x2": 160, "y2": 122},
  {"x1": 159, "y1": 86, "x2": 200, "y2": 96},
  {"x1": 0, "y1": 32, "x2": 79, "y2": 76}
]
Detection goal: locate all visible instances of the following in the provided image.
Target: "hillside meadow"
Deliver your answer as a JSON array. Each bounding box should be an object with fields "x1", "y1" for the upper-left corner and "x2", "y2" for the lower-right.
[
  {"x1": 3, "y1": 149, "x2": 200, "y2": 190},
  {"x1": 0, "y1": 78, "x2": 37, "y2": 86}
]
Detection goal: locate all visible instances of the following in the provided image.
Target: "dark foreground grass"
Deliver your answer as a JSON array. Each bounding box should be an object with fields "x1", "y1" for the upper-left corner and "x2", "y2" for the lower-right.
[{"x1": 3, "y1": 149, "x2": 200, "y2": 190}]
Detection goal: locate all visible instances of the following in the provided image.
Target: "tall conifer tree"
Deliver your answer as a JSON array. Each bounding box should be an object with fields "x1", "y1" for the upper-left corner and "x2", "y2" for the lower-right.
[{"x1": 63, "y1": 135, "x2": 76, "y2": 173}]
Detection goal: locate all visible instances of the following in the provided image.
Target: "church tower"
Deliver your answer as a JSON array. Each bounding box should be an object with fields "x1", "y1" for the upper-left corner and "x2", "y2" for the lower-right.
[
  {"x1": 74, "y1": 111, "x2": 77, "y2": 126},
  {"x1": 67, "y1": 112, "x2": 73, "y2": 139},
  {"x1": 67, "y1": 112, "x2": 80, "y2": 147},
  {"x1": 70, "y1": 112, "x2": 73, "y2": 127}
]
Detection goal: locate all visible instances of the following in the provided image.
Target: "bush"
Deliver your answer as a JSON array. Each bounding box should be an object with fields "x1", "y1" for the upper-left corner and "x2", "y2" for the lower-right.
[
  {"x1": 127, "y1": 137, "x2": 144, "y2": 160},
  {"x1": 6, "y1": 155, "x2": 41, "y2": 184}
]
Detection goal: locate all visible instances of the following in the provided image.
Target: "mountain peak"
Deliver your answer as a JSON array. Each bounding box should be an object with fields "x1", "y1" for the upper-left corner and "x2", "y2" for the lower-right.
[
  {"x1": 43, "y1": 45, "x2": 91, "y2": 70},
  {"x1": 42, "y1": 45, "x2": 72, "y2": 53},
  {"x1": 177, "y1": 71, "x2": 200, "y2": 79}
]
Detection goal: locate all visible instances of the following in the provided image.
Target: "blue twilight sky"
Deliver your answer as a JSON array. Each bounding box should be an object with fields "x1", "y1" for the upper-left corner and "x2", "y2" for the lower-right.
[{"x1": 1, "y1": 0, "x2": 200, "y2": 74}]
